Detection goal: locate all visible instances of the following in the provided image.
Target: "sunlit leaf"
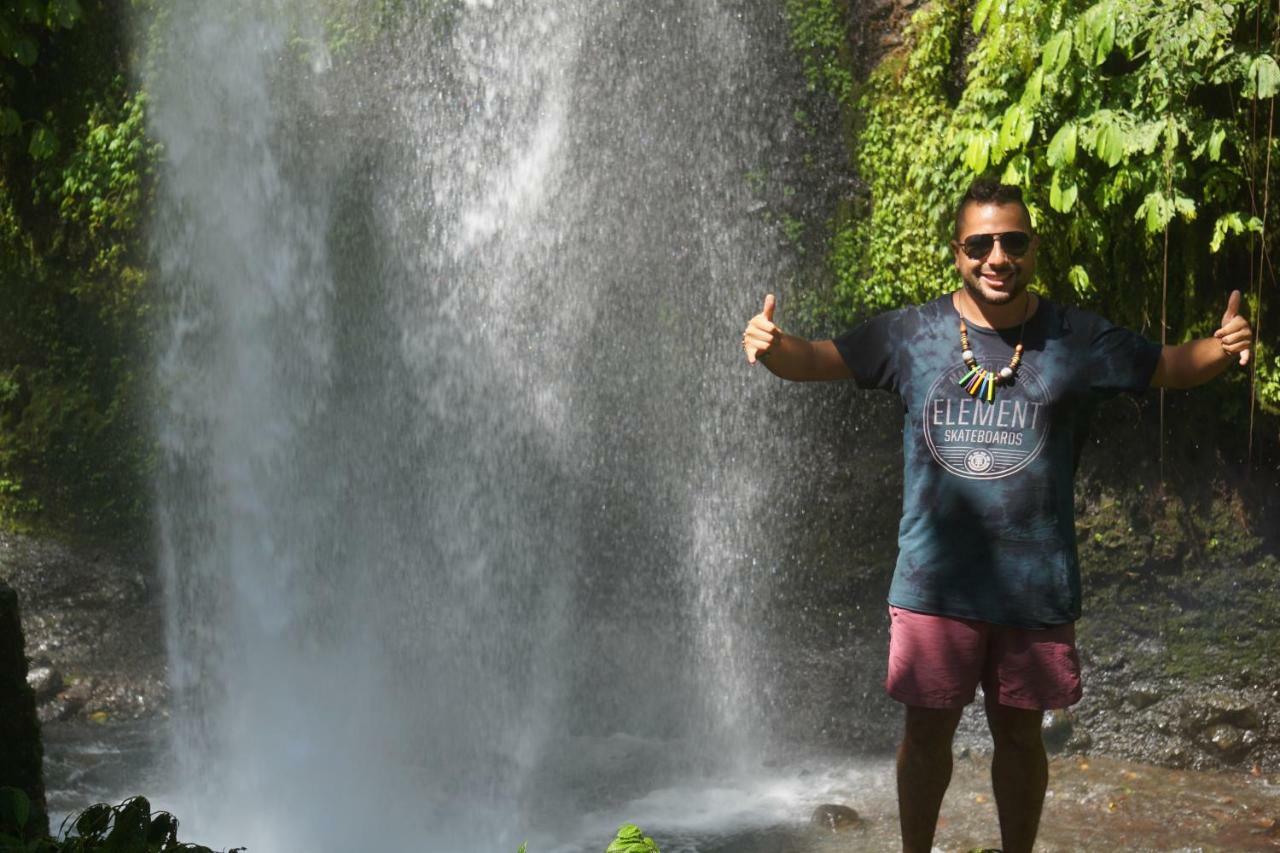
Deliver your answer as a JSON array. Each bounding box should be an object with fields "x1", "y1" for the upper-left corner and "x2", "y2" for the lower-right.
[
  {"x1": 1245, "y1": 54, "x2": 1280, "y2": 99},
  {"x1": 1136, "y1": 191, "x2": 1173, "y2": 233},
  {"x1": 1095, "y1": 119, "x2": 1124, "y2": 167},
  {"x1": 1210, "y1": 212, "x2": 1263, "y2": 252},
  {"x1": 1092, "y1": 9, "x2": 1115, "y2": 64},
  {"x1": 1050, "y1": 170, "x2": 1078, "y2": 212},
  {"x1": 973, "y1": 0, "x2": 995, "y2": 33},
  {"x1": 1042, "y1": 29, "x2": 1072, "y2": 74},
  {"x1": 1047, "y1": 123, "x2": 1077, "y2": 167},
  {"x1": 1021, "y1": 67, "x2": 1044, "y2": 109},
  {"x1": 963, "y1": 131, "x2": 992, "y2": 173},
  {"x1": 1068, "y1": 264, "x2": 1092, "y2": 296},
  {"x1": 1207, "y1": 127, "x2": 1226, "y2": 161},
  {"x1": 997, "y1": 104, "x2": 1032, "y2": 155},
  {"x1": 1001, "y1": 154, "x2": 1030, "y2": 185}
]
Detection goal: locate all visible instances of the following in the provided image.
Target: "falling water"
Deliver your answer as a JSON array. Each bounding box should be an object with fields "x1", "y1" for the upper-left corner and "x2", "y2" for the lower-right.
[{"x1": 145, "y1": 1, "x2": 815, "y2": 849}]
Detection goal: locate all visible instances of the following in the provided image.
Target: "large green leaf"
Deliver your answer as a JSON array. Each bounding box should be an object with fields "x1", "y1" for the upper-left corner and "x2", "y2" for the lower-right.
[
  {"x1": 1094, "y1": 119, "x2": 1124, "y2": 167},
  {"x1": 1135, "y1": 191, "x2": 1173, "y2": 233},
  {"x1": 997, "y1": 103, "x2": 1033, "y2": 156},
  {"x1": 973, "y1": 0, "x2": 995, "y2": 32},
  {"x1": 0, "y1": 109, "x2": 20, "y2": 136},
  {"x1": 605, "y1": 824, "x2": 661, "y2": 853},
  {"x1": 1207, "y1": 126, "x2": 1226, "y2": 162},
  {"x1": 1047, "y1": 123, "x2": 1077, "y2": 167},
  {"x1": 1041, "y1": 29, "x2": 1072, "y2": 74},
  {"x1": 1020, "y1": 67, "x2": 1044, "y2": 109},
  {"x1": 1067, "y1": 264, "x2": 1092, "y2": 296},
  {"x1": 962, "y1": 130, "x2": 992, "y2": 173},
  {"x1": 1091, "y1": 6, "x2": 1115, "y2": 65},
  {"x1": 1049, "y1": 170, "x2": 1078, "y2": 212},
  {"x1": 1245, "y1": 54, "x2": 1280, "y2": 99}
]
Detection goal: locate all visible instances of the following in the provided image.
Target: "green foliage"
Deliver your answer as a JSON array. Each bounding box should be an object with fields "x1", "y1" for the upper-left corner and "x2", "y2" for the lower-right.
[
  {"x1": 819, "y1": 0, "x2": 1280, "y2": 411},
  {"x1": 604, "y1": 823, "x2": 661, "y2": 853},
  {"x1": 0, "y1": 2, "x2": 155, "y2": 532},
  {"x1": 829, "y1": 0, "x2": 963, "y2": 324},
  {"x1": 784, "y1": 0, "x2": 855, "y2": 105},
  {"x1": 0, "y1": 789, "x2": 240, "y2": 853}
]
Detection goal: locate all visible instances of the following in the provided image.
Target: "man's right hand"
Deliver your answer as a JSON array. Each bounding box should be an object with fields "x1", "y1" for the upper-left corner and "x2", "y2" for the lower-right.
[{"x1": 743, "y1": 293, "x2": 783, "y2": 365}]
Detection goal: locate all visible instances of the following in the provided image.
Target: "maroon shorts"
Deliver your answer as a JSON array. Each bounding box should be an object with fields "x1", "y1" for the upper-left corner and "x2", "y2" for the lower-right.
[{"x1": 885, "y1": 606, "x2": 1082, "y2": 711}]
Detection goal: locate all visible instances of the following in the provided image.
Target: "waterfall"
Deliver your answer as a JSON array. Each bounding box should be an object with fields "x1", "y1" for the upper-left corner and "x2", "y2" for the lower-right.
[{"x1": 145, "y1": 1, "x2": 806, "y2": 849}]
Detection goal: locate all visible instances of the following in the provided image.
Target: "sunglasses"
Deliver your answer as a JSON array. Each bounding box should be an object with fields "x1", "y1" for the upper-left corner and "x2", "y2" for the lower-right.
[{"x1": 957, "y1": 231, "x2": 1033, "y2": 259}]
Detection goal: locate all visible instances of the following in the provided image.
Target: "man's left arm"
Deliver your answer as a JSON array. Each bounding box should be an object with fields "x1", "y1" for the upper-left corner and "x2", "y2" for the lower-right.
[{"x1": 1151, "y1": 290, "x2": 1254, "y2": 390}]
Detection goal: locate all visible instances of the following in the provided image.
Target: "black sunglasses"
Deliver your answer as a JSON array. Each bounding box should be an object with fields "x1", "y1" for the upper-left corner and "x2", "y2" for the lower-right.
[{"x1": 958, "y1": 231, "x2": 1032, "y2": 259}]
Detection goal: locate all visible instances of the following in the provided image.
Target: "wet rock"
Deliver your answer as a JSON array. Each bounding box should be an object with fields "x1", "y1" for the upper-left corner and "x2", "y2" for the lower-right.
[
  {"x1": 1, "y1": 530, "x2": 166, "y2": 723},
  {"x1": 56, "y1": 680, "x2": 93, "y2": 721},
  {"x1": 1179, "y1": 691, "x2": 1262, "y2": 735},
  {"x1": 811, "y1": 803, "x2": 862, "y2": 831},
  {"x1": 26, "y1": 666, "x2": 61, "y2": 701},
  {"x1": 1042, "y1": 710, "x2": 1074, "y2": 754},
  {"x1": 1208, "y1": 724, "x2": 1243, "y2": 754},
  {"x1": 1204, "y1": 724, "x2": 1259, "y2": 763},
  {"x1": 1125, "y1": 686, "x2": 1161, "y2": 710}
]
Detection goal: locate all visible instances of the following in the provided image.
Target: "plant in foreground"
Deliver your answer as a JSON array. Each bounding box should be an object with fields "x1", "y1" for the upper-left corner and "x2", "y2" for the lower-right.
[{"x1": 4, "y1": 789, "x2": 660, "y2": 853}]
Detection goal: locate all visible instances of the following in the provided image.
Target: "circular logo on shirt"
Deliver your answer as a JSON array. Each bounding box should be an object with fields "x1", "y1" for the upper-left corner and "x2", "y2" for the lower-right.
[{"x1": 922, "y1": 360, "x2": 1049, "y2": 480}]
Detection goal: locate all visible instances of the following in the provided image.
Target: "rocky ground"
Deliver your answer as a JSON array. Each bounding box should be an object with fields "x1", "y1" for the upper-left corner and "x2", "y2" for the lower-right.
[{"x1": 0, "y1": 530, "x2": 167, "y2": 727}]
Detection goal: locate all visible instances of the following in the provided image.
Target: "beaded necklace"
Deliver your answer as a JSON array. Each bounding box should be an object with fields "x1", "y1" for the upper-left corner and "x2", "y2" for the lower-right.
[{"x1": 956, "y1": 292, "x2": 1030, "y2": 403}]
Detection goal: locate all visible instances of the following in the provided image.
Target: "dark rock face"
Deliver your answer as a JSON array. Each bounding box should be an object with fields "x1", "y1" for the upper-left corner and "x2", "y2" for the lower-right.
[{"x1": 0, "y1": 584, "x2": 49, "y2": 839}]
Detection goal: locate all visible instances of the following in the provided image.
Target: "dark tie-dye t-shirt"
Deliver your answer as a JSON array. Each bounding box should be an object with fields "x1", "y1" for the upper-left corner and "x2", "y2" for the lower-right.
[{"x1": 833, "y1": 294, "x2": 1161, "y2": 628}]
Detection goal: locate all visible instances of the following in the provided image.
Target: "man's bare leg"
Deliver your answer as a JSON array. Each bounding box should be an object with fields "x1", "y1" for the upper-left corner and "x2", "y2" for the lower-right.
[
  {"x1": 897, "y1": 705, "x2": 963, "y2": 853},
  {"x1": 985, "y1": 702, "x2": 1047, "y2": 853}
]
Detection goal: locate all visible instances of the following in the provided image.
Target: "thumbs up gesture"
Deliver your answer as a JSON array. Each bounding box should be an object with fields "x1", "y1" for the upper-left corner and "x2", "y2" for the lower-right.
[
  {"x1": 743, "y1": 294, "x2": 783, "y2": 364},
  {"x1": 1214, "y1": 290, "x2": 1253, "y2": 366}
]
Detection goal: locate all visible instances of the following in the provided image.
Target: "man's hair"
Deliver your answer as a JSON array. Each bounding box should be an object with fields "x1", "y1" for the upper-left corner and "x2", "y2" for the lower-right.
[{"x1": 953, "y1": 178, "x2": 1032, "y2": 237}]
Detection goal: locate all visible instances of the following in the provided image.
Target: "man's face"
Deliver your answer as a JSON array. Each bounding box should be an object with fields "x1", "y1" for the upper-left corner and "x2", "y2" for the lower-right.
[{"x1": 951, "y1": 202, "x2": 1038, "y2": 306}]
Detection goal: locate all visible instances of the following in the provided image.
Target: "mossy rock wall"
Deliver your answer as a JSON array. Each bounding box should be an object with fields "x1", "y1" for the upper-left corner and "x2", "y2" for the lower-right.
[{"x1": 0, "y1": 583, "x2": 48, "y2": 839}]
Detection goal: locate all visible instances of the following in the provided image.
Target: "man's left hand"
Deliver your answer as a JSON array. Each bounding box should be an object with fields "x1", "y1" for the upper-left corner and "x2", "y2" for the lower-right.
[{"x1": 1215, "y1": 290, "x2": 1253, "y2": 367}]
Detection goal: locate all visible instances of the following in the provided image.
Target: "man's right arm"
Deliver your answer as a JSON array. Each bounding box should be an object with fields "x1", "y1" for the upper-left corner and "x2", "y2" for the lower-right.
[{"x1": 742, "y1": 294, "x2": 852, "y2": 382}]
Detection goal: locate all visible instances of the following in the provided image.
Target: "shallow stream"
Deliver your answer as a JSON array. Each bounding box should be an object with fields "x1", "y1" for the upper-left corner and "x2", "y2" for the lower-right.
[{"x1": 43, "y1": 719, "x2": 1280, "y2": 852}]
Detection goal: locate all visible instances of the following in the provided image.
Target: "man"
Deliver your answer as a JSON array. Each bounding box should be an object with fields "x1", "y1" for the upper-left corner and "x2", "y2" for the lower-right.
[{"x1": 741, "y1": 179, "x2": 1253, "y2": 853}]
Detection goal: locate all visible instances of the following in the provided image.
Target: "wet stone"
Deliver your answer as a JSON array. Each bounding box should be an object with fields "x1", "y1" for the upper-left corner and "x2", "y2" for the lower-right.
[
  {"x1": 810, "y1": 803, "x2": 862, "y2": 831},
  {"x1": 1209, "y1": 724, "x2": 1243, "y2": 753},
  {"x1": 1042, "y1": 709, "x2": 1074, "y2": 754},
  {"x1": 1125, "y1": 687, "x2": 1161, "y2": 710},
  {"x1": 1203, "y1": 723, "x2": 1258, "y2": 763},
  {"x1": 26, "y1": 665, "x2": 61, "y2": 700}
]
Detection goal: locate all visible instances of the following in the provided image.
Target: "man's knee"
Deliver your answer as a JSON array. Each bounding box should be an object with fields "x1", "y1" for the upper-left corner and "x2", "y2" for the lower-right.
[
  {"x1": 903, "y1": 705, "x2": 964, "y2": 751},
  {"x1": 985, "y1": 703, "x2": 1045, "y2": 751}
]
